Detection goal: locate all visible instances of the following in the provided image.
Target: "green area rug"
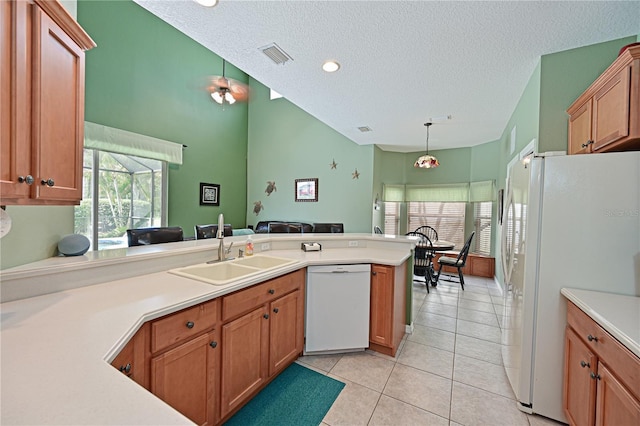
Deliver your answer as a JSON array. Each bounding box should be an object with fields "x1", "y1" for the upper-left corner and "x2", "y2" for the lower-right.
[{"x1": 224, "y1": 362, "x2": 345, "y2": 426}]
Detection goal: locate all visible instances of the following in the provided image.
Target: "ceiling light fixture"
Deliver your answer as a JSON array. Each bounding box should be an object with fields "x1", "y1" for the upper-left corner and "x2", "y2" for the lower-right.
[
  {"x1": 414, "y1": 122, "x2": 440, "y2": 169},
  {"x1": 194, "y1": 0, "x2": 219, "y2": 7},
  {"x1": 206, "y1": 59, "x2": 249, "y2": 106},
  {"x1": 322, "y1": 60, "x2": 340, "y2": 72}
]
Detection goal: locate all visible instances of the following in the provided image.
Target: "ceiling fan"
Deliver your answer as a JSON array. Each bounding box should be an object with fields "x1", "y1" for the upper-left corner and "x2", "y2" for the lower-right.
[{"x1": 203, "y1": 59, "x2": 249, "y2": 105}]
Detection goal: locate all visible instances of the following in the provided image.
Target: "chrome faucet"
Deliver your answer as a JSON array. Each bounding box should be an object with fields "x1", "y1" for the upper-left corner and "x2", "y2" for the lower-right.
[
  {"x1": 216, "y1": 213, "x2": 233, "y2": 262},
  {"x1": 217, "y1": 237, "x2": 233, "y2": 262}
]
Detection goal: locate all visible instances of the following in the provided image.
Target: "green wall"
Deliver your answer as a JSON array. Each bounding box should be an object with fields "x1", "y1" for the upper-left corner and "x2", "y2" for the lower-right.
[
  {"x1": 79, "y1": 0, "x2": 249, "y2": 236},
  {"x1": 246, "y1": 79, "x2": 374, "y2": 232}
]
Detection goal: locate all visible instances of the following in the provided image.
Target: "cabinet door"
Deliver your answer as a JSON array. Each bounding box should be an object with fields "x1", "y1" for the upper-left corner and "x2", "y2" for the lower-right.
[
  {"x1": 0, "y1": 0, "x2": 31, "y2": 200},
  {"x1": 370, "y1": 264, "x2": 393, "y2": 347},
  {"x1": 568, "y1": 99, "x2": 593, "y2": 154},
  {"x1": 150, "y1": 330, "x2": 218, "y2": 426},
  {"x1": 592, "y1": 65, "x2": 631, "y2": 151},
  {"x1": 269, "y1": 289, "x2": 303, "y2": 376},
  {"x1": 595, "y1": 363, "x2": 640, "y2": 426},
  {"x1": 111, "y1": 323, "x2": 149, "y2": 389},
  {"x1": 563, "y1": 327, "x2": 597, "y2": 426},
  {"x1": 31, "y1": 6, "x2": 85, "y2": 202},
  {"x1": 220, "y1": 306, "x2": 269, "y2": 418}
]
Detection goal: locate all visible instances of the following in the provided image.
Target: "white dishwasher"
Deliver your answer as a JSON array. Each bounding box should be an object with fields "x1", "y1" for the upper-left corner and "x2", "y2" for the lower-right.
[{"x1": 304, "y1": 264, "x2": 371, "y2": 354}]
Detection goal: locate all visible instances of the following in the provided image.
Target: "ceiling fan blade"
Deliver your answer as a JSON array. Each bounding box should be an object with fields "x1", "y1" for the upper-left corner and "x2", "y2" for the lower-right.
[{"x1": 229, "y1": 84, "x2": 249, "y2": 101}]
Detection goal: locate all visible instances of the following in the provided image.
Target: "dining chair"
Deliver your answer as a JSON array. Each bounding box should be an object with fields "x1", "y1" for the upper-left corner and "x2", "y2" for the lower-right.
[
  {"x1": 415, "y1": 225, "x2": 438, "y2": 241},
  {"x1": 126, "y1": 227, "x2": 184, "y2": 247},
  {"x1": 434, "y1": 231, "x2": 475, "y2": 290},
  {"x1": 406, "y1": 231, "x2": 434, "y2": 293},
  {"x1": 194, "y1": 224, "x2": 233, "y2": 239}
]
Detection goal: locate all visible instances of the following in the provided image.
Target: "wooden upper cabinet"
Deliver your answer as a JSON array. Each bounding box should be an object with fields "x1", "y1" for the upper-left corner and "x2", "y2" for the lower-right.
[
  {"x1": 568, "y1": 99, "x2": 593, "y2": 154},
  {"x1": 567, "y1": 45, "x2": 640, "y2": 154},
  {"x1": 0, "y1": 0, "x2": 95, "y2": 205}
]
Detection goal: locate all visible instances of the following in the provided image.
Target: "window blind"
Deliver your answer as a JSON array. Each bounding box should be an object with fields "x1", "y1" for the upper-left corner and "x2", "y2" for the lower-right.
[
  {"x1": 383, "y1": 202, "x2": 400, "y2": 235},
  {"x1": 470, "y1": 180, "x2": 496, "y2": 202},
  {"x1": 473, "y1": 202, "x2": 492, "y2": 255},
  {"x1": 383, "y1": 184, "x2": 405, "y2": 202},
  {"x1": 84, "y1": 121, "x2": 183, "y2": 164},
  {"x1": 408, "y1": 202, "x2": 466, "y2": 248},
  {"x1": 405, "y1": 183, "x2": 469, "y2": 202}
]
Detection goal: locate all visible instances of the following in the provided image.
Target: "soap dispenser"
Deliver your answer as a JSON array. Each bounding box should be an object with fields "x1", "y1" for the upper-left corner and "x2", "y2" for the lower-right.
[{"x1": 245, "y1": 235, "x2": 254, "y2": 256}]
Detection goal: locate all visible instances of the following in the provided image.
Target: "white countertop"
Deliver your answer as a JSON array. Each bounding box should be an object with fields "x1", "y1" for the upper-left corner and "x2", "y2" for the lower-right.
[
  {"x1": 0, "y1": 241, "x2": 412, "y2": 425},
  {"x1": 561, "y1": 288, "x2": 640, "y2": 358}
]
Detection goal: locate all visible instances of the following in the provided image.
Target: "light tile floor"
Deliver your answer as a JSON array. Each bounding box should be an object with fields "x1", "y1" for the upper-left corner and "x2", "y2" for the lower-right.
[{"x1": 297, "y1": 274, "x2": 566, "y2": 426}]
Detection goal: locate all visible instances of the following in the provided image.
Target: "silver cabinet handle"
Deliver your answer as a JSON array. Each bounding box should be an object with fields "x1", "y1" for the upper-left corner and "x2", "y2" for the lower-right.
[
  {"x1": 587, "y1": 334, "x2": 598, "y2": 342},
  {"x1": 581, "y1": 140, "x2": 594, "y2": 148},
  {"x1": 209, "y1": 341, "x2": 217, "y2": 349},
  {"x1": 186, "y1": 321, "x2": 195, "y2": 329},
  {"x1": 590, "y1": 372, "x2": 601, "y2": 380},
  {"x1": 18, "y1": 175, "x2": 34, "y2": 185},
  {"x1": 41, "y1": 178, "x2": 55, "y2": 187},
  {"x1": 580, "y1": 360, "x2": 590, "y2": 368}
]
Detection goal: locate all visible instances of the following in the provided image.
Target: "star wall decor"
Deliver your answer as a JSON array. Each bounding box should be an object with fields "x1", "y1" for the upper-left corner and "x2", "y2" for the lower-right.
[
  {"x1": 352, "y1": 169, "x2": 360, "y2": 179},
  {"x1": 330, "y1": 159, "x2": 337, "y2": 169}
]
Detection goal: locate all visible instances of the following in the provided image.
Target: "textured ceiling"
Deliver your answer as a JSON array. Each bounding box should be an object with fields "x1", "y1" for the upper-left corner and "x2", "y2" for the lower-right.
[{"x1": 134, "y1": 0, "x2": 640, "y2": 152}]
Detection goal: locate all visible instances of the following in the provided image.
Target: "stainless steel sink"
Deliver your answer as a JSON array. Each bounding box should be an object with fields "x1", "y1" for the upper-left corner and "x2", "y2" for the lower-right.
[{"x1": 169, "y1": 255, "x2": 297, "y2": 285}]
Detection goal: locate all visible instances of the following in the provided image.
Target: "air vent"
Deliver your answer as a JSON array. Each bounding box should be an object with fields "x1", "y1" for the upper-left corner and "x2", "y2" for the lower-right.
[
  {"x1": 358, "y1": 126, "x2": 372, "y2": 133},
  {"x1": 260, "y1": 43, "x2": 293, "y2": 65}
]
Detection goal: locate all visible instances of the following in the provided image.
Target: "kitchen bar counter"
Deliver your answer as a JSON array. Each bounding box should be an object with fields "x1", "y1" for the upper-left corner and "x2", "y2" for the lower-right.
[
  {"x1": 0, "y1": 235, "x2": 413, "y2": 425},
  {"x1": 561, "y1": 288, "x2": 640, "y2": 358}
]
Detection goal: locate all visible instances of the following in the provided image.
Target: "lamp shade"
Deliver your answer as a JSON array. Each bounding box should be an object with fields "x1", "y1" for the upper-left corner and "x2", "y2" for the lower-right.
[{"x1": 414, "y1": 155, "x2": 440, "y2": 168}]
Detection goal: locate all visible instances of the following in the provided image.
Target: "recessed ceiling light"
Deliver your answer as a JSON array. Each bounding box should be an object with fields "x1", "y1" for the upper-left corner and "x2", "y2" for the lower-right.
[
  {"x1": 194, "y1": 0, "x2": 219, "y2": 7},
  {"x1": 322, "y1": 61, "x2": 340, "y2": 73}
]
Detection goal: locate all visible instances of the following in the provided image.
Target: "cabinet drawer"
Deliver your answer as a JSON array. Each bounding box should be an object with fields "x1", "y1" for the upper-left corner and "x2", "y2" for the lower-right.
[
  {"x1": 567, "y1": 301, "x2": 640, "y2": 400},
  {"x1": 222, "y1": 269, "x2": 304, "y2": 322},
  {"x1": 151, "y1": 299, "x2": 219, "y2": 353}
]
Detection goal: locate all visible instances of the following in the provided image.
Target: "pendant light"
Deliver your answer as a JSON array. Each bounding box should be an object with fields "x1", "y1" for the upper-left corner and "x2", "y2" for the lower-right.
[{"x1": 414, "y1": 122, "x2": 440, "y2": 169}]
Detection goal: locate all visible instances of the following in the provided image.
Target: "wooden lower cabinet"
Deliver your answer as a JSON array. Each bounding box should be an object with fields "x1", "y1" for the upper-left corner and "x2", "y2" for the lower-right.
[
  {"x1": 219, "y1": 271, "x2": 305, "y2": 421},
  {"x1": 563, "y1": 327, "x2": 597, "y2": 426},
  {"x1": 111, "y1": 322, "x2": 150, "y2": 389},
  {"x1": 151, "y1": 330, "x2": 219, "y2": 426},
  {"x1": 369, "y1": 263, "x2": 406, "y2": 357},
  {"x1": 595, "y1": 363, "x2": 640, "y2": 426},
  {"x1": 268, "y1": 289, "x2": 304, "y2": 376},
  {"x1": 563, "y1": 301, "x2": 640, "y2": 426},
  {"x1": 220, "y1": 306, "x2": 269, "y2": 418},
  {"x1": 110, "y1": 268, "x2": 305, "y2": 425}
]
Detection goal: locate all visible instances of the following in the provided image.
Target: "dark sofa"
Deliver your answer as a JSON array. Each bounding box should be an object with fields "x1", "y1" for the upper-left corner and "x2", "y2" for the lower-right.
[
  {"x1": 254, "y1": 221, "x2": 313, "y2": 233},
  {"x1": 254, "y1": 221, "x2": 343, "y2": 233}
]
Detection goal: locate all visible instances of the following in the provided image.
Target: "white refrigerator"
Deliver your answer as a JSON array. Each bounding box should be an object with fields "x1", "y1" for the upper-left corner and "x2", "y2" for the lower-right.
[{"x1": 500, "y1": 151, "x2": 640, "y2": 423}]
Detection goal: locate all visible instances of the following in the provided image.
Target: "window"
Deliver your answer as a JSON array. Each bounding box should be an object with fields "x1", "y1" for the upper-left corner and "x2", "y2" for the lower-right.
[
  {"x1": 473, "y1": 202, "x2": 492, "y2": 255},
  {"x1": 408, "y1": 202, "x2": 465, "y2": 248},
  {"x1": 74, "y1": 149, "x2": 167, "y2": 250},
  {"x1": 383, "y1": 202, "x2": 400, "y2": 235}
]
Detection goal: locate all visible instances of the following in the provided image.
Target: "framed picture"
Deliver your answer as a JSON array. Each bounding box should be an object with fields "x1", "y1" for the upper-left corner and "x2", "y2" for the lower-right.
[
  {"x1": 200, "y1": 182, "x2": 220, "y2": 206},
  {"x1": 295, "y1": 178, "x2": 318, "y2": 202}
]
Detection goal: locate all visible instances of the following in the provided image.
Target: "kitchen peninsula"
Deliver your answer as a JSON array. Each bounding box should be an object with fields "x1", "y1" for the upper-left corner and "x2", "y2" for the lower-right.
[{"x1": 0, "y1": 233, "x2": 414, "y2": 425}]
